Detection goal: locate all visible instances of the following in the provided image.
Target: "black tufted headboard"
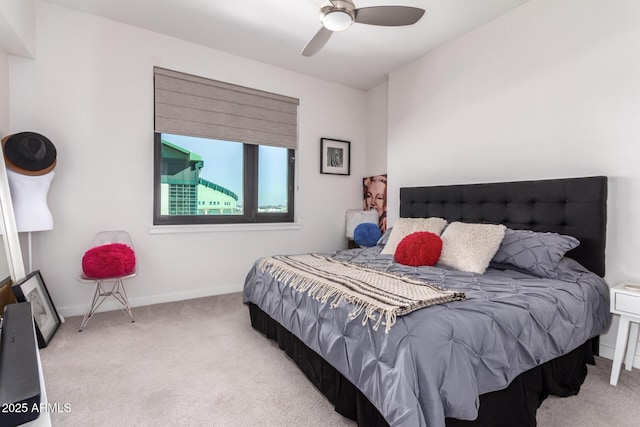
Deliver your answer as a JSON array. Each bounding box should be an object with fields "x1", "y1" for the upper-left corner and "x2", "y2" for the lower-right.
[{"x1": 399, "y1": 176, "x2": 608, "y2": 277}]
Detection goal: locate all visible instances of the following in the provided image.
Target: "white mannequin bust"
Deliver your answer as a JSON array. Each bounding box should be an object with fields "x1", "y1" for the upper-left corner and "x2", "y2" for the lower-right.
[{"x1": 6, "y1": 169, "x2": 54, "y2": 232}]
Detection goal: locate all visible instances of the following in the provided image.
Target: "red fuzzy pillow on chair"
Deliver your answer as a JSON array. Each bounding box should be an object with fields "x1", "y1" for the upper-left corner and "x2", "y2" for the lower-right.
[
  {"x1": 82, "y1": 243, "x2": 136, "y2": 278},
  {"x1": 394, "y1": 231, "x2": 443, "y2": 266}
]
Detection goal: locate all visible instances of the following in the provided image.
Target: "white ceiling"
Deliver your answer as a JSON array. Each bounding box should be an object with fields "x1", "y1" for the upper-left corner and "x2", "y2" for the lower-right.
[{"x1": 42, "y1": 0, "x2": 530, "y2": 90}]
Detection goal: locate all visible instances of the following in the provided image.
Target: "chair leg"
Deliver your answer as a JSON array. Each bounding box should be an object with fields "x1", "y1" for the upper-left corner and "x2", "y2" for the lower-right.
[
  {"x1": 112, "y1": 278, "x2": 135, "y2": 323},
  {"x1": 78, "y1": 278, "x2": 135, "y2": 331},
  {"x1": 79, "y1": 282, "x2": 102, "y2": 332}
]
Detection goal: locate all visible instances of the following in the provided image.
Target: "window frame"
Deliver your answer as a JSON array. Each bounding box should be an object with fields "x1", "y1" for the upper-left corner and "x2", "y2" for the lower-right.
[{"x1": 153, "y1": 133, "x2": 295, "y2": 226}]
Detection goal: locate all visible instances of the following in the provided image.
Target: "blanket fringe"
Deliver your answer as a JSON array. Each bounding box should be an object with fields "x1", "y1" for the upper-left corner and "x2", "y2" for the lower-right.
[
  {"x1": 260, "y1": 257, "x2": 401, "y2": 333},
  {"x1": 258, "y1": 255, "x2": 461, "y2": 334}
]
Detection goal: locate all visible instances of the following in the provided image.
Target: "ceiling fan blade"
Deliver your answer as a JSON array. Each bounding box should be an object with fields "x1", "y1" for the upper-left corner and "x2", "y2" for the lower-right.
[
  {"x1": 354, "y1": 6, "x2": 425, "y2": 26},
  {"x1": 301, "y1": 27, "x2": 333, "y2": 57}
]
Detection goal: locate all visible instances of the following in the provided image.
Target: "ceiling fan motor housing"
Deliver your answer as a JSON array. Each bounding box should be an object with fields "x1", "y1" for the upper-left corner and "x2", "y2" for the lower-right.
[{"x1": 321, "y1": 0, "x2": 356, "y2": 32}]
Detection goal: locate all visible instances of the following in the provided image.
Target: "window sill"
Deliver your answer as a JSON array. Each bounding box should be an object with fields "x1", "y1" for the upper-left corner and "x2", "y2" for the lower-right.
[{"x1": 148, "y1": 222, "x2": 302, "y2": 234}]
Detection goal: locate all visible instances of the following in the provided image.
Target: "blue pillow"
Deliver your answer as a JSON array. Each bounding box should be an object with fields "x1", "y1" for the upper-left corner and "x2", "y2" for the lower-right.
[{"x1": 354, "y1": 223, "x2": 382, "y2": 247}]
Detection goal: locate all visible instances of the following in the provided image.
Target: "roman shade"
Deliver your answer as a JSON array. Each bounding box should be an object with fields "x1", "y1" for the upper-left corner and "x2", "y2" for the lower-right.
[{"x1": 154, "y1": 67, "x2": 299, "y2": 149}]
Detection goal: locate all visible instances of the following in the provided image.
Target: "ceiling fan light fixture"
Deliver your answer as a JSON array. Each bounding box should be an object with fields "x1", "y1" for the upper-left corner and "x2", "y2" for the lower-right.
[
  {"x1": 302, "y1": 0, "x2": 426, "y2": 57},
  {"x1": 322, "y1": 10, "x2": 354, "y2": 32}
]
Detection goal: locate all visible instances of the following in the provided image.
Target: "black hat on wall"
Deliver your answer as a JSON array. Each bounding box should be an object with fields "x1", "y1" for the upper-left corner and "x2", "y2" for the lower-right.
[{"x1": 1, "y1": 132, "x2": 57, "y2": 176}]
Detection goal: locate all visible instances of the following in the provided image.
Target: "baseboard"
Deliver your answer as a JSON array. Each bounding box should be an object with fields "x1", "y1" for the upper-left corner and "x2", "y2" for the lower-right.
[
  {"x1": 57, "y1": 283, "x2": 243, "y2": 318},
  {"x1": 599, "y1": 342, "x2": 640, "y2": 368},
  {"x1": 600, "y1": 343, "x2": 615, "y2": 361}
]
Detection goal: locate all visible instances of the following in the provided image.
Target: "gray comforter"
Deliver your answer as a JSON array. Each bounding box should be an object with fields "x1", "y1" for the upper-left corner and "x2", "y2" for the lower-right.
[{"x1": 242, "y1": 246, "x2": 611, "y2": 427}]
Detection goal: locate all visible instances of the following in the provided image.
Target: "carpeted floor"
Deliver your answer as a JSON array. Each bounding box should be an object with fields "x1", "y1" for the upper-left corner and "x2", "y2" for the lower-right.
[{"x1": 40, "y1": 293, "x2": 640, "y2": 426}]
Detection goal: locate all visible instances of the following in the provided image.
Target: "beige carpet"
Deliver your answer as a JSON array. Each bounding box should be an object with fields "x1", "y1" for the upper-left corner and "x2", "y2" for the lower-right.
[{"x1": 40, "y1": 293, "x2": 640, "y2": 426}]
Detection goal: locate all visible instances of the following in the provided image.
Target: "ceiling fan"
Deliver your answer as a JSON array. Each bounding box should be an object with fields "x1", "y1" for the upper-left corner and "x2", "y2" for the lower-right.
[{"x1": 301, "y1": 0, "x2": 425, "y2": 57}]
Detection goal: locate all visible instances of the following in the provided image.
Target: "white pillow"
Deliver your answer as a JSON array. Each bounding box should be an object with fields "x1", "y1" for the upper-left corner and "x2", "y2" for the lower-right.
[
  {"x1": 439, "y1": 222, "x2": 506, "y2": 274},
  {"x1": 381, "y1": 217, "x2": 448, "y2": 255},
  {"x1": 345, "y1": 209, "x2": 379, "y2": 239}
]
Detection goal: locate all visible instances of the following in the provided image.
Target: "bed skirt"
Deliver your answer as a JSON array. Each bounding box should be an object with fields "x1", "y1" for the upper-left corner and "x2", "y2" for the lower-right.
[{"x1": 248, "y1": 303, "x2": 595, "y2": 427}]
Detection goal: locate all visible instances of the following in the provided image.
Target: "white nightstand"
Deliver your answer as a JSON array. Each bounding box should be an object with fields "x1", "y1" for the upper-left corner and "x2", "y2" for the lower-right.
[{"x1": 610, "y1": 282, "x2": 640, "y2": 386}]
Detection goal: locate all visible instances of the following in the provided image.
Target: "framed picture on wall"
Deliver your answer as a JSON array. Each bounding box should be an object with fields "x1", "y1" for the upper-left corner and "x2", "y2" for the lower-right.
[
  {"x1": 320, "y1": 138, "x2": 350, "y2": 175},
  {"x1": 12, "y1": 270, "x2": 61, "y2": 348}
]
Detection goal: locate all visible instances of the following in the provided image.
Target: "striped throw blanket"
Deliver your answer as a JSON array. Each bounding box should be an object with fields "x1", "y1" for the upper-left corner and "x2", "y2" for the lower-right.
[{"x1": 259, "y1": 254, "x2": 466, "y2": 333}]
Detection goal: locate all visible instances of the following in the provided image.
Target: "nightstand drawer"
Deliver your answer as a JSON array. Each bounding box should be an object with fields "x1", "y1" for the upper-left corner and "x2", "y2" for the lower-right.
[{"x1": 615, "y1": 292, "x2": 640, "y2": 316}]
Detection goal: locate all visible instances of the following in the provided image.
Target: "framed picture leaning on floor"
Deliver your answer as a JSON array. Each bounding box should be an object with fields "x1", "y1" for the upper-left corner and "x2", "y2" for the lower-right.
[{"x1": 12, "y1": 270, "x2": 61, "y2": 348}]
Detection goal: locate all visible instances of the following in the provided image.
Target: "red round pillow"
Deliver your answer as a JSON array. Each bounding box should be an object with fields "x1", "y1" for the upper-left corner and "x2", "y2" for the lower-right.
[
  {"x1": 82, "y1": 243, "x2": 136, "y2": 278},
  {"x1": 394, "y1": 231, "x2": 442, "y2": 266}
]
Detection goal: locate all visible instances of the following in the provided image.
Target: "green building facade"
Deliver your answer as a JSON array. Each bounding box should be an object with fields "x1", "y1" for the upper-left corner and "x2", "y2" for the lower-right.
[{"x1": 160, "y1": 140, "x2": 239, "y2": 215}]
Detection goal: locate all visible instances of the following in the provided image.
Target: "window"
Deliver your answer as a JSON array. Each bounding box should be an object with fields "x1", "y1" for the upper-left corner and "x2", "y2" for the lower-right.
[
  {"x1": 153, "y1": 67, "x2": 298, "y2": 225},
  {"x1": 154, "y1": 133, "x2": 294, "y2": 224}
]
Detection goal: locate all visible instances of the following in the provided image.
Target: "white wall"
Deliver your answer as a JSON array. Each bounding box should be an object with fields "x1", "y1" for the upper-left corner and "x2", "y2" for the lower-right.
[
  {"x1": 0, "y1": 0, "x2": 35, "y2": 57},
  {"x1": 9, "y1": 1, "x2": 367, "y2": 316},
  {"x1": 0, "y1": 48, "x2": 9, "y2": 279},
  {"x1": 0, "y1": 0, "x2": 34, "y2": 132},
  {"x1": 387, "y1": 0, "x2": 640, "y2": 362},
  {"x1": 0, "y1": 47, "x2": 8, "y2": 135},
  {"x1": 365, "y1": 81, "x2": 388, "y2": 177}
]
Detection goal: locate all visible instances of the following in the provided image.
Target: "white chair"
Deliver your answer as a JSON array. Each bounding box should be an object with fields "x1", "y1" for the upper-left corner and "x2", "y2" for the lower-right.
[{"x1": 77, "y1": 230, "x2": 137, "y2": 331}]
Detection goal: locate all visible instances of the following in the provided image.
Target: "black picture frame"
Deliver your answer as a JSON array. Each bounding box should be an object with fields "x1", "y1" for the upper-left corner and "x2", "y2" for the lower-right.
[
  {"x1": 320, "y1": 138, "x2": 350, "y2": 175},
  {"x1": 12, "y1": 270, "x2": 60, "y2": 349}
]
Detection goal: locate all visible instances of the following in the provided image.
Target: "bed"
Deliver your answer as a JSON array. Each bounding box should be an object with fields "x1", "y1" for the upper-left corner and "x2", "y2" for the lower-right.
[{"x1": 243, "y1": 176, "x2": 611, "y2": 427}]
